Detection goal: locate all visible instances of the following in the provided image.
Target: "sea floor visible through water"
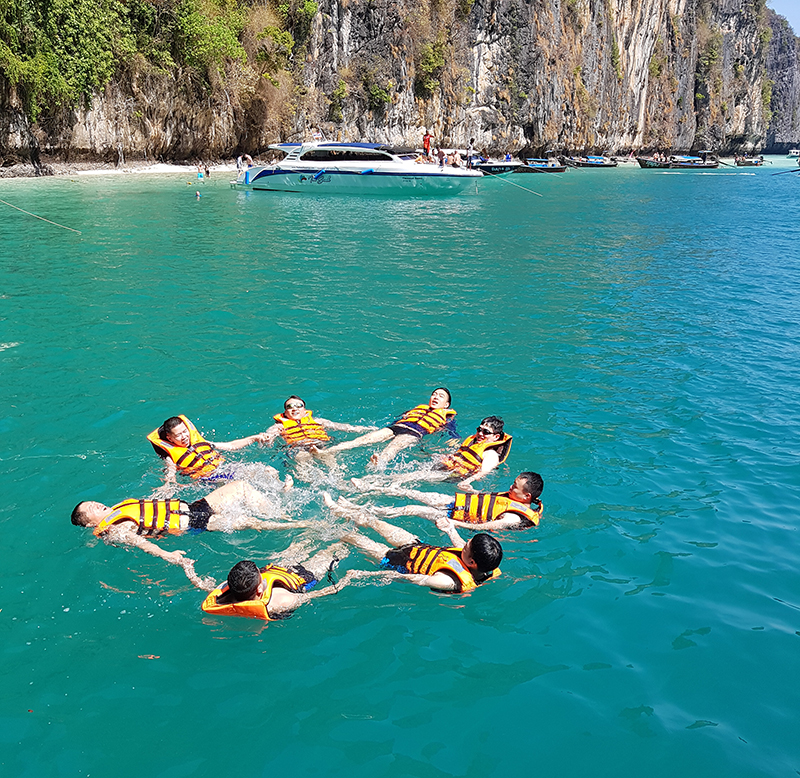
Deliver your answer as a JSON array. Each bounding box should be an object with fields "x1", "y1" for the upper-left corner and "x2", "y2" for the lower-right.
[{"x1": 1, "y1": 157, "x2": 799, "y2": 777}]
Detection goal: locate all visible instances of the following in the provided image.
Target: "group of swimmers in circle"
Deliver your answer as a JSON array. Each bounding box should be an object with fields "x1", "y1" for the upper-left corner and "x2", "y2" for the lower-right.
[{"x1": 71, "y1": 388, "x2": 544, "y2": 622}]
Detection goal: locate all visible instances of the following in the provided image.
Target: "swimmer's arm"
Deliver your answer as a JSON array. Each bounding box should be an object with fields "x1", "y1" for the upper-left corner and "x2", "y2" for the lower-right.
[
  {"x1": 162, "y1": 458, "x2": 178, "y2": 485},
  {"x1": 450, "y1": 515, "x2": 521, "y2": 531},
  {"x1": 105, "y1": 528, "x2": 204, "y2": 585},
  {"x1": 442, "y1": 418, "x2": 460, "y2": 440},
  {"x1": 213, "y1": 434, "x2": 261, "y2": 451},
  {"x1": 258, "y1": 424, "x2": 283, "y2": 446},
  {"x1": 318, "y1": 418, "x2": 380, "y2": 433},
  {"x1": 405, "y1": 571, "x2": 461, "y2": 592},
  {"x1": 434, "y1": 516, "x2": 466, "y2": 548},
  {"x1": 456, "y1": 451, "x2": 501, "y2": 489}
]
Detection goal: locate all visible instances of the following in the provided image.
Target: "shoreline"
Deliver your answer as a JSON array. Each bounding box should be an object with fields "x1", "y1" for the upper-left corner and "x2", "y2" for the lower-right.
[{"x1": 0, "y1": 159, "x2": 238, "y2": 180}]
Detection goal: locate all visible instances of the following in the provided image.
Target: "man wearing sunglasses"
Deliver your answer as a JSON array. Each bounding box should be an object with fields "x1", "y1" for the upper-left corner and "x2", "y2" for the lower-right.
[
  {"x1": 261, "y1": 395, "x2": 378, "y2": 450},
  {"x1": 351, "y1": 416, "x2": 511, "y2": 490},
  {"x1": 349, "y1": 471, "x2": 544, "y2": 532}
]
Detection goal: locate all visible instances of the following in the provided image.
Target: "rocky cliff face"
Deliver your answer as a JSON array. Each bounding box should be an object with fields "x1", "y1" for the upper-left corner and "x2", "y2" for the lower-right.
[
  {"x1": 1, "y1": 0, "x2": 798, "y2": 168},
  {"x1": 765, "y1": 9, "x2": 800, "y2": 150}
]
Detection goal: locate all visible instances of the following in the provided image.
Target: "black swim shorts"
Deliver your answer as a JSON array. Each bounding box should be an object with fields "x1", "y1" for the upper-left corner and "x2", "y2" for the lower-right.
[
  {"x1": 288, "y1": 564, "x2": 319, "y2": 592},
  {"x1": 187, "y1": 498, "x2": 214, "y2": 531},
  {"x1": 388, "y1": 422, "x2": 426, "y2": 439}
]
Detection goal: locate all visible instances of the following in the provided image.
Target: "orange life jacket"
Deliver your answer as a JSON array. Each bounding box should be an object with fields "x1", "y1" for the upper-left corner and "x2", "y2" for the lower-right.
[
  {"x1": 452, "y1": 491, "x2": 542, "y2": 528},
  {"x1": 94, "y1": 498, "x2": 188, "y2": 537},
  {"x1": 442, "y1": 433, "x2": 513, "y2": 476},
  {"x1": 201, "y1": 565, "x2": 311, "y2": 620},
  {"x1": 390, "y1": 544, "x2": 500, "y2": 592},
  {"x1": 272, "y1": 410, "x2": 330, "y2": 445},
  {"x1": 392, "y1": 404, "x2": 457, "y2": 435},
  {"x1": 147, "y1": 415, "x2": 224, "y2": 479}
]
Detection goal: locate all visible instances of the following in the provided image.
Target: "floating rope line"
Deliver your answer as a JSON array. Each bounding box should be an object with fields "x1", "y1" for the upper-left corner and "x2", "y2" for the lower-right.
[
  {"x1": 0, "y1": 198, "x2": 82, "y2": 234},
  {"x1": 480, "y1": 171, "x2": 544, "y2": 197}
]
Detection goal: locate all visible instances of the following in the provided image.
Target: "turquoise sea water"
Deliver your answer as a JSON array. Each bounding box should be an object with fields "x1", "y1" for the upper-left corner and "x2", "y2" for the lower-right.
[{"x1": 1, "y1": 159, "x2": 799, "y2": 777}]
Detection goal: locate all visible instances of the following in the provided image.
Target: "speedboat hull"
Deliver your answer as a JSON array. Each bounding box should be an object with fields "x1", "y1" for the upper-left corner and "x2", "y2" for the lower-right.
[{"x1": 232, "y1": 161, "x2": 480, "y2": 195}]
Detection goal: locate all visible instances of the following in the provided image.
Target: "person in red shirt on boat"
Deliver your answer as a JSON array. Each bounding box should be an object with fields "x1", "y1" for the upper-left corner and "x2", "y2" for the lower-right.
[
  {"x1": 71, "y1": 480, "x2": 309, "y2": 589},
  {"x1": 324, "y1": 492, "x2": 503, "y2": 593},
  {"x1": 320, "y1": 388, "x2": 458, "y2": 467},
  {"x1": 349, "y1": 471, "x2": 544, "y2": 532},
  {"x1": 422, "y1": 129, "x2": 433, "y2": 159}
]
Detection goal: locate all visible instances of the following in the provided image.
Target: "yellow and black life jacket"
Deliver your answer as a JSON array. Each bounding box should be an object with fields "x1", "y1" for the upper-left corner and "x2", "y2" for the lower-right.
[
  {"x1": 272, "y1": 410, "x2": 330, "y2": 445},
  {"x1": 201, "y1": 565, "x2": 310, "y2": 620},
  {"x1": 452, "y1": 491, "x2": 542, "y2": 528},
  {"x1": 442, "y1": 433, "x2": 513, "y2": 476},
  {"x1": 94, "y1": 498, "x2": 188, "y2": 537},
  {"x1": 147, "y1": 414, "x2": 224, "y2": 479},
  {"x1": 391, "y1": 545, "x2": 500, "y2": 592},
  {"x1": 392, "y1": 404, "x2": 457, "y2": 435}
]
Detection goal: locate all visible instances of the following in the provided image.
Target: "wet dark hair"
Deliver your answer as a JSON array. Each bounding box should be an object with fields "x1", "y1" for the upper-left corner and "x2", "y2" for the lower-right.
[
  {"x1": 468, "y1": 533, "x2": 503, "y2": 572},
  {"x1": 479, "y1": 416, "x2": 504, "y2": 435},
  {"x1": 159, "y1": 416, "x2": 185, "y2": 440},
  {"x1": 284, "y1": 395, "x2": 305, "y2": 410},
  {"x1": 227, "y1": 560, "x2": 261, "y2": 601},
  {"x1": 71, "y1": 502, "x2": 89, "y2": 526},
  {"x1": 433, "y1": 387, "x2": 452, "y2": 406},
  {"x1": 517, "y1": 472, "x2": 544, "y2": 500}
]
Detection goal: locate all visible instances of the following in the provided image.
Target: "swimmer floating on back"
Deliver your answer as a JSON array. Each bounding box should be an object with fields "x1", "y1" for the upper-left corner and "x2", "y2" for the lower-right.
[
  {"x1": 72, "y1": 480, "x2": 309, "y2": 588},
  {"x1": 324, "y1": 493, "x2": 502, "y2": 593},
  {"x1": 147, "y1": 414, "x2": 284, "y2": 491},
  {"x1": 350, "y1": 471, "x2": 544, "y2": 532},
  {"x1": 262, "y1": 395, "x2": 378, "y2": 455},
  {"x1": 351, "y1": 415, "x2": 512, "y2": 491},
  {"x1": 201, "y1": 542, "x2": 376, "y2": 618},
  {"x1": 321, "y1": 388, "x2": 458, "y2": 468}
]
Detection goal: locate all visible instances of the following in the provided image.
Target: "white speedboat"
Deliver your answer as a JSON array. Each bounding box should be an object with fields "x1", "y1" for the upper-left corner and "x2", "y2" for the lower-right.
[
  {"x1": 231, "y1": 142, "x2": 481, "y2": 194},
  {"x1": 788, "y1": 149, "x2": 800, "y2": 158}
]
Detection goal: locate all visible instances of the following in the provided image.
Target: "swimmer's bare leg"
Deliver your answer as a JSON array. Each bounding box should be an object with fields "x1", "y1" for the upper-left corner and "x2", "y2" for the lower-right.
[
  {"x1": 205, "y1": 480, "x2": 282, "y2": 518},
  {"x1": 207, "y1": 514, "x2": 310, "y2": 531},
  {"x1": 381, "y1": 486, "x2": 453, "y2": 509},
  {"x1": 341, "y1": 530, "x2": 391, "y2": 562},
  {"x1": 389, "y1": 469, "x2": 451, "y2": 487},
  {"x1": 301, "y1": 541, "x2": 350, "y2": 580},
  {"x1": 369, "y1": 504, "x2": 443, "y2": 521},
  {"x1": 325, "y1": 427, "x2": 393, "y2": 454},
  {"x1": 370, "y1": 433, "x2": 417, "y2": 467},
  {"x1": 326, "y1": 495, "x2": 419, "y2": 547}
]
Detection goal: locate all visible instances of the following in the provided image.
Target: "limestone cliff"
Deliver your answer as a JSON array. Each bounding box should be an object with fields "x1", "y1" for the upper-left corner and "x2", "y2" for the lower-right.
[{"x1": 1, "y1": 0, "x2": 798, "y2": 169}]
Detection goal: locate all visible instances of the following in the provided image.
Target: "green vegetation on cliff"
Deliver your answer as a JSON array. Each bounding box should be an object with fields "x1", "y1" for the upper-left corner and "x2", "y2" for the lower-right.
[{"x1": 0, "y1": 0, "x2": 257, "y2": 119}]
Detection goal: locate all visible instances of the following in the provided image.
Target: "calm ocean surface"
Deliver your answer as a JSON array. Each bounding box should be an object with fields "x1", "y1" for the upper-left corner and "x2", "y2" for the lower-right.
[{"x1": 1, "y1": 159, "x2": 799, "y2": 777}]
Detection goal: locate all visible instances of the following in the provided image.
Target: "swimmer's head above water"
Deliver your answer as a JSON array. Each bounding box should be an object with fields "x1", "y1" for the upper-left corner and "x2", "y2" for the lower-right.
[
  {"x1": 71, "y1": 501, "x2": 113, "y2": 526},
  {"x1": 226, "y1": 560, "x2": 263, "y2": 601},
  {"x1": 159, "y1": 416, "x2": 191, "y2": 447},
  {"x1": 461, "y1": 533, "x2": 503, "y2": 573},
  {"x1": 429, "y1": 387, "x2": 452, "y2": 408},
  {"x1": 283, "y1": 395, "x2": 306, "y2": 420}
]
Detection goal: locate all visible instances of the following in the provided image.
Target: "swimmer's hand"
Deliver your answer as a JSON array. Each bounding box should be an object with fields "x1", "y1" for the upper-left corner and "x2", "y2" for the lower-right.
[
  {"x1": 283, "y1": 474, "x2": 294, "y2": 492},
  {"x1": 151, "y1": 483, "x2": 182, "y2": 500},
  {"x1": 165, "y1": 549, "x2": 193, "y2": 566},
  {"x1": 456, "y1": 480, "x2": 478, "y2": 492},
  {"x1": 435, "y1": 516, "x2": 455, "y2": 532}
]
